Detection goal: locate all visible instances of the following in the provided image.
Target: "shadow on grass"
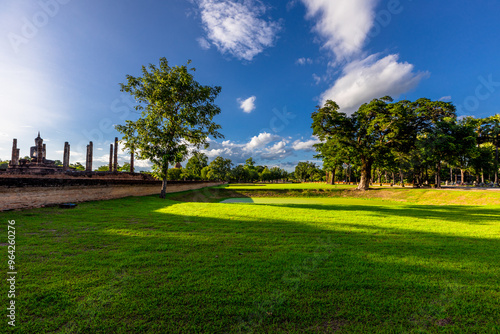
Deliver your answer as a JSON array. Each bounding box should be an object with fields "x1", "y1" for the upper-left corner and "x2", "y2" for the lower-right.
[
  {"x1": 4, "y1": 194, "x2": 500, "y2": 333},
  {"x1": 243, "y1": 202, "x2": 500, "y2": 225}
]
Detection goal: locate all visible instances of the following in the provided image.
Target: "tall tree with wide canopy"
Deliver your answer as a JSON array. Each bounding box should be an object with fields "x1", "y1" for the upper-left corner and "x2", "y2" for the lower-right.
[
  {"x1": 312, "y1": 97, "x2": 456, "y2": 190},
  {"x1": 312, "y1": 98, "x2": 408, "y2": 190},
  {"x1": 116, "y1": 58, "x2": 223, "y2": 198}
]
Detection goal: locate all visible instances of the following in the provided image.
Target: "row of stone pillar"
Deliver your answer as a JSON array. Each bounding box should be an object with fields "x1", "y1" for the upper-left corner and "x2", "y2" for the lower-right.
[
  {"x1": 77, "y1": 137, "x2": 134, "y2": 172},
  {"x1": 10, "y1": 137, "x2": 134, "y2": 173},
  {"x1": 108, "y1": 137, "x2": 134, "y2": 173}
]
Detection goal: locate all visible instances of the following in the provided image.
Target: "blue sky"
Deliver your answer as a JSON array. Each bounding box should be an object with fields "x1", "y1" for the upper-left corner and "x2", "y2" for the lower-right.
[{"x1": 1, "y1": 0, "x2": 500, "y2": 171}]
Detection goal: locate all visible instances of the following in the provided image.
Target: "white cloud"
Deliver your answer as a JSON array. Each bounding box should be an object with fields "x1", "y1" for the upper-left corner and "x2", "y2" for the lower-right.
[
  {"x1": 238, "y1": 96, "x2": 256, "y2": 113},
  {"x1": 287, "y1": 0, "x2": 299, "y2": 11},
  {"x1": 301, "y1": 0, "x2": 377, "y2": 62},
  {"x1": 134, "y1": 160, "x2": 153, "y2": 168},
  {"x1": 197, "y1": 0, "x2": 281, "y2": 61},
  {"x1": 244, "y1": 132, "x2": 281, "y2": 151},
  {"x1": 201, "y1": 132, "x2": 285, "y2": 163},
  {"x1": 292, "y1": 137, "x2": 320, "y2": 151},
  {"x1": 197, "y1": 37, "x2": 211, "y2": 50},
  {"x1": 201, "y1": 133, "x2": 322, "y2": 164},
  {"x1": 300, "y1": 1, "x2": 428, "y2": 111},
  {"x1": 312, "y1": 73, "x2": 321, "y2": 85},
  {"x1": 320, "y1": 54, "x2": 429, "y2": 113},
  {"x1": 296, "y1": 57, "x2": 313, "y2": 65},
  {"x1": 93, "y1": 154, "x2": 110, "y2": 164},
  {"x1": 260, "y1": 140, "x2": 293, "y2": 160},
  {"x1": 439, "y1": 96, "x2": 452, "y2": 102}
]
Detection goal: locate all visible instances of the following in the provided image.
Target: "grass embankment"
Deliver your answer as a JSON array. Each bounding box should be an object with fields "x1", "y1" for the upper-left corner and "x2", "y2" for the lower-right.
[
  {"x1": 170, "y1": 183, "x2": 500, "y2": 206},
  {"x1": 1, "y1": 184, "x2": 499, "y2": 333}
]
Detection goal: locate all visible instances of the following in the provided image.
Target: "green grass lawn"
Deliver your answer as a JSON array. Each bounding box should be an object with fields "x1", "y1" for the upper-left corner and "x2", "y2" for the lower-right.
[
  {"x1": 1, "y1": 184, "x2": 500, "y2": 333},
  {"x1": 224, "y1": 183, "x2": 355, "y2": 190}
]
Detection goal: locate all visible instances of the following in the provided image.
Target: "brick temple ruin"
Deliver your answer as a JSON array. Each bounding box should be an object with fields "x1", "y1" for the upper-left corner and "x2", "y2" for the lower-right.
[
  {"x1": 3, "y1": 132, "x2": 136, "y2": 177},
  {"x1": 0, "y1": 132, "x2": 223, "y2": 211}
]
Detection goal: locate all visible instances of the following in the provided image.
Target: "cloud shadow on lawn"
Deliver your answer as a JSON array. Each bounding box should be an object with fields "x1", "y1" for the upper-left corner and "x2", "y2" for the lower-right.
[{"x1": 245, "y1": 202, "x2": 500, "y2": 225}]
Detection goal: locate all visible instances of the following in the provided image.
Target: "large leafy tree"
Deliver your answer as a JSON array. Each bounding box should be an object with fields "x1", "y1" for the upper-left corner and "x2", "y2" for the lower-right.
[
  {"x1": 269, "y1": 166, "x2": 288, "y2": 181},
  {"x1": 185, "y1": 152, "x2": 208, "y2": 180},
  {"x1": 116, "y1": 58, "x2": 224, "y2": 198},
  {"x1": 231, "y1": 165, "x2": 249, "y2": 183},
  {"x1": 243, "y1": 157, "x2": 259, "y2": 182},
  {"x1": 206, "y1": 156, "x2": 233, "y2": 181},
  {"x1": 312, "y1": 98, "x2": 407, "y2": 190},
  {"x1": 312, "y1": 97, "x2": 455, "y2": 190},
  {"x1": 294, "y1": 161, "x2": 320, "y2": 182}
]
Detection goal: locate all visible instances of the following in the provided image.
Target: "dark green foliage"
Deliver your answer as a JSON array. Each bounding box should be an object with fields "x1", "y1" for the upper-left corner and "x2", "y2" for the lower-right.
[
  {"x1": 205, "y1": 156, "x2": 233, "y2": 181},
  {"x1": 0, "y1": 160, "x2": 8, "y2": 170},
  {"x1": 185, "y1": 152, "x2": 208, "y2": 180},
  {"x1": 294, "y1": 161, "x2": 322, "y2": 182},
  {"x1": 70, "y1": 162, "x2": 85, "y2": 171}
]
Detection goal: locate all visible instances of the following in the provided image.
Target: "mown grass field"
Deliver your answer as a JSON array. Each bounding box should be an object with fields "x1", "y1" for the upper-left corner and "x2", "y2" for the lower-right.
[{"x1": 1, "y1": 184, "x2": 500, "y2": 333}]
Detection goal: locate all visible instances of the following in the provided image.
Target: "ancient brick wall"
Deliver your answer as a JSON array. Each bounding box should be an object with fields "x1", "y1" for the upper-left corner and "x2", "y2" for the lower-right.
[{"x1": 0, "y1": 179, "x2": 223, "y2": 211}]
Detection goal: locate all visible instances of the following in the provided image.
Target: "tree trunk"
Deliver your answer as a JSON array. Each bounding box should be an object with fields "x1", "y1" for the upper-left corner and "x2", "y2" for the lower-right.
[
  {"x1": 160, "y1": 164, "x2": 169, "y2": 199},
  {"x1": 435, "y1": 161, "x2": 442, "y2": 188},
  {"x1": 357, "y1": 158, "x2": 372, "y2": 191},
  {"x1": 495, "y1": 144, "x2": 499, "y2": 185},
  {"x1": 413, "y1": 169, "x2": 420, "y2": 188},
  {"x1": 331, "y1": 168, "x2": 336, "y2": 185},
  {"x1": 460, "y1": 169, "x2": 465, "y2": 185},
  {"x1": 399, "y1": 168, "x2": 405, "y2": 187},
  {"x1": 481, "y1": 169, "x2": 485, "y2": 183}
]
